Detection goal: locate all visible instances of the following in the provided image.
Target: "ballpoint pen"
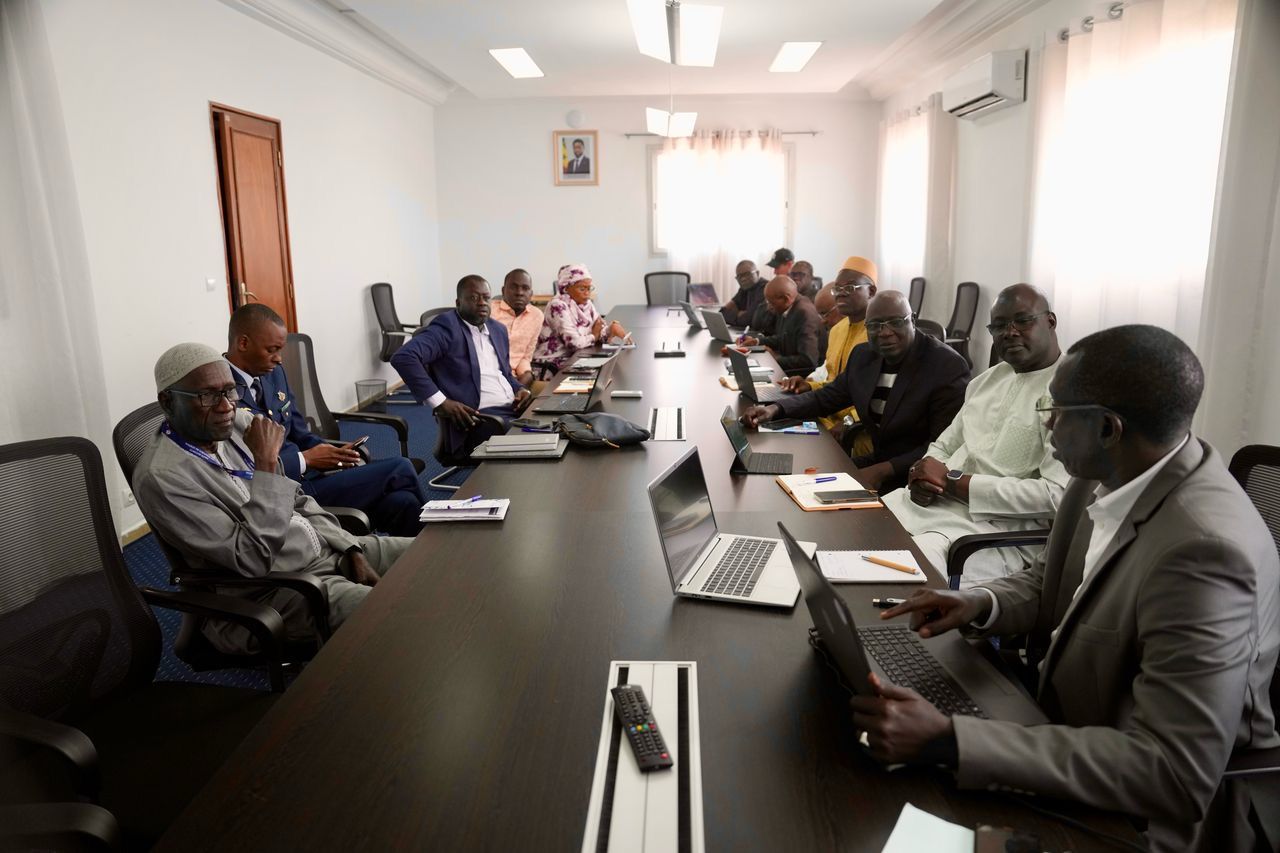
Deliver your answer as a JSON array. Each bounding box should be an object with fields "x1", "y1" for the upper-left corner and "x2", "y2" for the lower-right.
[{"x1": 811, "y1": 476, "x2": 837, "y2": 484}]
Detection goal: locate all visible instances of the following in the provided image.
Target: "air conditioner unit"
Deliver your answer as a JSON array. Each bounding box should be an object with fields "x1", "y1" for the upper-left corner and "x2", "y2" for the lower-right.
[{"x1": 942, "y1": 50, "x2": 1026, "y2": 119}]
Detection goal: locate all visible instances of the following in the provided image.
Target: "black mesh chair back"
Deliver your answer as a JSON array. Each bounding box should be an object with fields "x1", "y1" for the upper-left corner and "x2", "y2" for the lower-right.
[
  {"x1": 371, "y1": 282, "x2": 414, "y2": 362},
  {"x1": 916, "y1": 319, "x2": 945, "y2": 341},
  {"x1": 282, "y1": 332, "x2": 339, "y2": 439},
  {"x1": 908, "y1": 277, "x2": 926, "y2": 316},
  {"x1": 419, "y1": 307, "x2": 451, "y2": 329},
  {"x1": 112, "y1": 403, "x2": 196, "y2": 582},
  {"x1": 0, "y1": 438, "x2": 160, "y2": 723},
  {"x1": 811, "y1": 276, "x2": 823, "y2": 288},
  {"x1": 946, "y1": 282, "x2": 979, "y2": 338},
  {"x1": 644, "y1": 271, "x2": 691, "y2": 306},
  {"x1": 1229, "y1": 445, "x2": 1280, "y2": 558}
]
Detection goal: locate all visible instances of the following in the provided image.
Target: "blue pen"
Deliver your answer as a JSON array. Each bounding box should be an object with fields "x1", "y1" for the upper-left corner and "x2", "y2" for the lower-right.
[
  {"x1": 812, "y1": 476, "x2": 837, "y2": 484},
  {"x1": 462, "y1": 495, "x2": 483, "y2": 504},
  {"x1": 521, "y1": 426, "x2": 552, "y2": 433}
]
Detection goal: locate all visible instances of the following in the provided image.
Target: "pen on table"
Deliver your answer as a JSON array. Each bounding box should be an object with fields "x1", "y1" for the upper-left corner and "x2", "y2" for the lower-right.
[
  {"x1": 811, "y1": 475, "x2": 837, "y2": 484},
  {"x1": 862, "y1": 555, "x2": 919, "y2": 575},
  {"x1": 520, "y1": 426, "x2": 552, "y2": 433},
  {"x1": 872, "y1": 597, "x2": 906, "y2": 609},
  {"x1": 458, "y1": 495, "x2": 483, "y2": 505}
]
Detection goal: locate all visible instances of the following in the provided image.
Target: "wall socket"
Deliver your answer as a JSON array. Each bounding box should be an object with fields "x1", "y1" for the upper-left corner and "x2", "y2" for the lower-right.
[{"x1": 121, "y1": 489, "x2": 137, "y2": 508}]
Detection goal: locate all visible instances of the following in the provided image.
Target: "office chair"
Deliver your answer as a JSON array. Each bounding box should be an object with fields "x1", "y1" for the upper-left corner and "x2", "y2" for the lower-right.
[
  {"x1": 419, "y1": 307, "x2": 451, "y2": 329},
  {"x1": 371, "y1": 282, "x2": 417, "y2": 362},
  {"x1": 0, "y1": 802, "x2": 120, "y2": 850},
  {"x1": 916, "y1": 319, "x2": 946, "y2": 341},
  {"x1": 430, "y1": 410, "x2": 507, "y2": 492},
  {"x1": 0, "y1": 437, "x2": 279, "y2": 846},
  {"x1": 944, "y1": 281, "x2": 980, "y2": 368},
  {"x1": 643, "y1": 271, "x2": 691, "y2": 306},
  {"x1": 282, "y1": 332, "x2": 425, "y2": 474},
  {"x1": 908, "y1": 277, "x2": 926, "y2": 317},
  {"x1": 113, "y1": 403, "x2": 333, "y2": 686}
]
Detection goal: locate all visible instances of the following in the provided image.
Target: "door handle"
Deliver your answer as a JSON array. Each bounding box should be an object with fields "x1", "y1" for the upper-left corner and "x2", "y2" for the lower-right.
[{"x1": 239, "y1": 281, "x2": 258, "y2": 303}]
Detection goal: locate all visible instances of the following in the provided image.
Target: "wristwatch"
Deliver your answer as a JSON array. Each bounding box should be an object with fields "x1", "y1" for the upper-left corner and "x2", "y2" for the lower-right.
[
  {"x1": 946, "y1": 468, "x2": 964, "y2": 494},
  {"x1": 841, "y1": 415, "x2": 855, "y2": 430}
]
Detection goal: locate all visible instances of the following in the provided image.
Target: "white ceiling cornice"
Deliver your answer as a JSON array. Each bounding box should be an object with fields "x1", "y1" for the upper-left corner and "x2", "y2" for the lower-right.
[
  {"x1": 855, "y1": 0, "x2": 1049, "y2": 100},
  {"x1": 217, "y1": 0, "x2": 456, "y2": 105}
]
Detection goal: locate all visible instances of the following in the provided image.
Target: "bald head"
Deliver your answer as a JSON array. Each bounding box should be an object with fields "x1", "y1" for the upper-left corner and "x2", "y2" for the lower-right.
[
  {"x1": 814, "y1": 284, "x2": 839, "y2": 328},
  {"x1": 867, "y1": 290, "x2": 911, "y2": 318},
  {"x1": 763, "y1": 275, "x2": 798, "y2": 316},
  {"x1": 990, "y1": 282, "x2": 1059, "y2": 372},
  {"x1": 865, "y1": 291, "x2": 916, "y2": 363},
  {"x1": 995, "y1": 283, "x2": 1050, "y2": 313}
]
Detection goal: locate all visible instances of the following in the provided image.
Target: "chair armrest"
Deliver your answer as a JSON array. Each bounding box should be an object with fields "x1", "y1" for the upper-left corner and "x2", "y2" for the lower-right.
[
  {"x1": 946, "y1": 531, "x2": 1050, "y2": 589},
  {"x1": 1224, "y1": 746, "x2": 1280, "y2": 778},
  {"x1": 334, "y1": 411, "x2": 411, "y2": 457},
  {"x1": 0, "y1": 709, "x2": 98, "y2": 797},
  {"x1": 167, "y1": 571, "x2": 331, "y2": 642},
  {"x1": 0, "y1": 803, "x2": 120, "y2": 850},
  {"x1": 474, "y1": 413, "x2": 507, "y2": 430},
  {"x1": 326, "y1": 506, "x2": 372, "y2": 536},
  {"x1": 141, "y1": 587, "x2": 285, "y2": 656}
]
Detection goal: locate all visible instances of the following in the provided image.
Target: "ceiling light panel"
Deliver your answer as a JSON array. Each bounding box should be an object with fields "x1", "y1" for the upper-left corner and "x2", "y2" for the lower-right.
[
  {"x1": 489, "y1": 48, "x2": 544, "y2": 79},
  {"x1": 628, "y1": 0, "x2": 671, "y2": 62},
  {"x1": 676, "y1": 4, "x2": 723, "y2": 67},
  {"x1": 769, "y1": 41, "x2": 822, "y2": 73}
]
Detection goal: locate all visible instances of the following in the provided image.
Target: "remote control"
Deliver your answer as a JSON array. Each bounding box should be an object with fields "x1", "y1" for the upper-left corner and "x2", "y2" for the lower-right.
[{"x1": 610, "y1": 685, "x2": 673, "y2": 772}]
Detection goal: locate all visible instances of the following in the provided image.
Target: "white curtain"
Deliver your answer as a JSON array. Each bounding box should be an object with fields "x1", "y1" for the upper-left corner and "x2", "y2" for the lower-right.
[
  {"x1": 0, "y1": 1, "x2": 116, "y2": 505},
  {"x1": 654, "y1": 130, "x2": 786, "y2": 300},
  {"x1": 876, "y1": 93, "x2": 956, "y2": 297},
  {"x1": 1027, "y1": 0, "x2": 1238, "y2": 350}
]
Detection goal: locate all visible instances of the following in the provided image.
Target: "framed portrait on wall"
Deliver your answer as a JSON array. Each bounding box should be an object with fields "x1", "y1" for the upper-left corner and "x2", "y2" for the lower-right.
[{"x1": 553, "y1": 130, "x2": 598, "y2": 186}]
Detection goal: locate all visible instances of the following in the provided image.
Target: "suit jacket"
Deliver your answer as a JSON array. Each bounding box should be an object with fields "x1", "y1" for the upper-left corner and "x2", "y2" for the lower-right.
[
  {"x1": 566, "y1": 156, "x2": 591, "y2": 174},
  {"x1": 231, "y1": 362, "x2": 321, "y2": 482},
  {"x1": 954, "y1": 439, "x2": 1280, "y2": 852},
  {"x1": 391, "y1": 309, "x2": 522, "y2": 408},
  {"x1": 775, "y1": 332, "x2": 969, "y2": 487},
  {"x1": 758, "y1": 297, "x2": 823, "y2": 371}
]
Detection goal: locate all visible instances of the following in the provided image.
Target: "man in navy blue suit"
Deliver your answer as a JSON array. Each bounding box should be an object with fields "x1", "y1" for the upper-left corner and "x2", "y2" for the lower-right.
[
  {"x1": 391, "y1": 275, "x2": 530, "y2": 457},
  {"x1": 225, "y1": 304, "x2": 427, "y2": 536}
]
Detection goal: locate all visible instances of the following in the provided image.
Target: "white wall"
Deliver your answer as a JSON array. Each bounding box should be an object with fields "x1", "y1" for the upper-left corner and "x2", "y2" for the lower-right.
[
  {"x1": 37, "y1": 0, "x2": 442, "y2": 531},
  {"x1": 433, "y1": 95, "x2": 881, "y2": 307}
]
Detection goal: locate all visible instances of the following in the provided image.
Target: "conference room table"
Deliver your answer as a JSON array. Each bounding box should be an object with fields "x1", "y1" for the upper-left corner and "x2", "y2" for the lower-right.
[{"x1": 158, "y1": 305, "x2": 1139, "y2": 851}]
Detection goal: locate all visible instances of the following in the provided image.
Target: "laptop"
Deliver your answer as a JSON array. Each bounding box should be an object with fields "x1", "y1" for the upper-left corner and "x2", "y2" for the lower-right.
[
  {"x1": 698, "y1": 309, "x2": 764, "y2": 351},
  {"x1": 776, "y1": 522, "x2": 1048, "y2": 724},
  {"x1": 687, "y1": 282, "x2": 719, "y2": 307},
  {"x1": 724, "y1": 347, "x2": 787, "y2": 403},
  {"x1": 647, "y1": 447, "x2": 811, "y2": 608},
  {"x1": 719, "y1": 406, "x2": 792, "y2": 475},
  {"x1": 531, "y1": 354, "x2": 619, "y2": 414},
  {"x1": 678, "y1": 301, "x2": 707, "y2": 328}
]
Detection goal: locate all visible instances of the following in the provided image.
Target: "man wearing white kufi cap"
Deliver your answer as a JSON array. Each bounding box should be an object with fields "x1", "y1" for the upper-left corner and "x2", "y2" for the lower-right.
[{"x1": 132, "y1": 343, "x2": 413, "y2": 654}]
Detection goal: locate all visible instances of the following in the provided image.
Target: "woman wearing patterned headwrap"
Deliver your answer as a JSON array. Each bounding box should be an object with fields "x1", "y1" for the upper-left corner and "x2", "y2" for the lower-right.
[{"x1": 531, "y1": 264, "x2": 628, "y2": 375}]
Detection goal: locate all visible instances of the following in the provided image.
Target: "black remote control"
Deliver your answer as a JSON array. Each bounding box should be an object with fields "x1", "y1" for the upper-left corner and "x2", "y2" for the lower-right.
[{"x1": 610, "y1": 685, "x2": 673, "y2": 772}]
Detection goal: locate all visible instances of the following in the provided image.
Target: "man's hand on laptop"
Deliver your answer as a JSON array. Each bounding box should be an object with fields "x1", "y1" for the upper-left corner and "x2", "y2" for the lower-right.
[
  {"x1": 438, "y1": 399, "x2": 479, "y2": 428},
  {"x1": 879, "y1": 589, "x2": 991, "y2": 638},
  {"x1": 850, "y1": 672, "x2": 955, "y2": 765},
  {"x1": 777, "y1": 376, "x2": 810, "y2": 393},
  {"x1": 740, "y1": 405, "x2": 779, "y2": 428}
]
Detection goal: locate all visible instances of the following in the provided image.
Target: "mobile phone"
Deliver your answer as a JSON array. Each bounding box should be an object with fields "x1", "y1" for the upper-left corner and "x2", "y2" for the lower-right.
[
  {"x1": 974, "y1": 825, "x2": 1039, "y2": 853},
  {"x1": 762, "y1": 418, "x2": 802, "y2": 430},
  {"x1": 813, "y1": 488, "x2": 877, "y2": 504},
  {"x1": 346, "y1": 435, "x2": 370, "y2": 450},
  {"x1": 511, "y1": 417, "x2": 543, "y2": 428}
]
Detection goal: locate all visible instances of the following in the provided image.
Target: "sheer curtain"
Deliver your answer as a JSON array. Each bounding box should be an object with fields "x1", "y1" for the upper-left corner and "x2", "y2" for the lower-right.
[
  {"x1": 876, "y1": 93, "x2": 956, "y2": 297},
  {"x1": 654, "y1": 130, "x2": 786, "y2": 300},
  {"x1": 1027, "y1": 0, "x2": 1238, "y2": 350},
  {"x1": 0, "y1": 1, "x2": 116, "y2": 505}
]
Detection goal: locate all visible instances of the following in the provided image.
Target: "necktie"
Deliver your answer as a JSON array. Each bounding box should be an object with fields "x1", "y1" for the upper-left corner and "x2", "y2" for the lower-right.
[{"x1": 252, "y1": 379, "x2": 266, "y2": 410}]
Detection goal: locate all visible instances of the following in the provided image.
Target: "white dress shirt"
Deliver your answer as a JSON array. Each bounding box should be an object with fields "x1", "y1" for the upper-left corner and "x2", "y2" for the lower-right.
[
  {"x1": 425, "y1": 321, "x2": 514, "y2": 411},
  {"x1": 975, "y1": 433, "x2": 1191, "y2": 629}
]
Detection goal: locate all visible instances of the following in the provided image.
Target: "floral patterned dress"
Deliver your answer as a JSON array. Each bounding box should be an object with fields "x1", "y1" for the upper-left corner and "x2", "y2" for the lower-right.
[{"x1": 532, "y1": 293, "x2": 603, "y2": 374}]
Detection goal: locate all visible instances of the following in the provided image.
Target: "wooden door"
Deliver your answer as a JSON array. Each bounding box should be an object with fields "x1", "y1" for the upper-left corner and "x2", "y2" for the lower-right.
[{"x1": 211, "y1": 104, "x2": 297, "y2": 329}]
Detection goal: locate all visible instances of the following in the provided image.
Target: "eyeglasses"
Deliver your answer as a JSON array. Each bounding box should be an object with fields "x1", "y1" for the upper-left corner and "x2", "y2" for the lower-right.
[
  {"x1": 568, "y1": 282, "x2": 597, "y2": 293},
  {"x1": 1034, "y1": 402, "x2": 1123, "y2": 428},
  {"x1": 168, "y1": 387, "x2": 241, "y2": 408},
  {"x1": 831, "y1": 283, "x2": 873, "y2": 296},
  {"x1": 866, "y1": 316, "x2": 912, "y2": 334},
  {"x1": 986, "y1": 312, "x2": 1048, "y2": 336}
]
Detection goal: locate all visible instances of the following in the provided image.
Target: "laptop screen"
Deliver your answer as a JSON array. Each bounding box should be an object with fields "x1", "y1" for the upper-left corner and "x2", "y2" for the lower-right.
[
  {"x1": 687, "y1": 283, "x2": 718, "y2": 306},
  {"x1": 718, "y1": 406, "x2": 752, "y2": 461},
  {"x1": 777, "y1": 522, "x2": 876, "y2": 696},
  {"x1": 647, "y1": 447, "x2": 719, "y2": 589}
]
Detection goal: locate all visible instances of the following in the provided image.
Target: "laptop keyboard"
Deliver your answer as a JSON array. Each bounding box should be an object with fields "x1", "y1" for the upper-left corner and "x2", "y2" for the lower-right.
[
  {"x1": 699, "y1": 537, "x2": 777, "y2": 598},
  {"x1": 749, "y1": 452, "x2": 792, "y2": 474},
  {"x1": 752, "y1": 384, "x2": 786, "y2": 402},
  {"x1": 856, "y1": 625, "x2": 988, "y2": 718}
]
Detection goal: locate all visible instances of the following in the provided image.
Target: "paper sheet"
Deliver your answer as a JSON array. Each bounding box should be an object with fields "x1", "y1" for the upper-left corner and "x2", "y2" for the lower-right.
[
  {"x1": 816, "y1": 550, "x2": 927, "y2": 583},
  {"x1": 881, "y1": 803, "x2": 973, "y2": 853}
]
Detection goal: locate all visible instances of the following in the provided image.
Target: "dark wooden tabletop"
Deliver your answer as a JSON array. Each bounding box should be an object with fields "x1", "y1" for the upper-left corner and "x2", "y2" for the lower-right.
[{"x1": 157, "y1": 305, "x2": 1138, "y2": 852}]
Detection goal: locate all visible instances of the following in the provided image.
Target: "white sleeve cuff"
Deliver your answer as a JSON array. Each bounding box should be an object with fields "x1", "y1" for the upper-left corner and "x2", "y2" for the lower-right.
[
  {"x1": 426, "y1": 391, "x2": 447, "y2": 410},
  {"x1": 297, "y1": 451, "x2": 307, "y2": 474},
  {"x1": 972, "y1": 588, "x2": 1001, "y2": 631}
]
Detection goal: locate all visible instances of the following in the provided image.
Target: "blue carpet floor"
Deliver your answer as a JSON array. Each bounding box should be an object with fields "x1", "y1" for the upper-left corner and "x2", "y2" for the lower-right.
[{"x1": 121, "y1": 389, "x2": 467, "y2": 689}]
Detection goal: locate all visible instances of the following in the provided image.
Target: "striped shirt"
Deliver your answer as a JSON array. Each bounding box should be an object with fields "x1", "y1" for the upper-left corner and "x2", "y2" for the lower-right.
[{"x1": 868, "y1": 363, "x2": 900, "y2": 428}]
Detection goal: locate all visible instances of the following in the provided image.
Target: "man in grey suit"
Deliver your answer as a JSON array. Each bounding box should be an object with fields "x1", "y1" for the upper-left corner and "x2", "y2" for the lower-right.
[
  {"x1": 132, "y1": 343, "x2": 413, "y2": 654},
  {"x1": 852, "y1": 325, "x2": 1279, "y2": 852}
]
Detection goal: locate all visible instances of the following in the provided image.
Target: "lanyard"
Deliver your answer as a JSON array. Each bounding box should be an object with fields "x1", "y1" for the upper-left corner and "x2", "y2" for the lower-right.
[{"x1": 160, "y1": 421, "x2": 255, "y2": 480}]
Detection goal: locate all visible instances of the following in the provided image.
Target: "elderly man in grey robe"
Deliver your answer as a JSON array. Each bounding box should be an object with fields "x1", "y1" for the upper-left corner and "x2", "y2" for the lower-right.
[
  {"x1": 880, "y1": 284, "x2": 1068, "y2": 585},
  {"x1": 132, "y1": 343, "x2": 415, "y2": 654}
]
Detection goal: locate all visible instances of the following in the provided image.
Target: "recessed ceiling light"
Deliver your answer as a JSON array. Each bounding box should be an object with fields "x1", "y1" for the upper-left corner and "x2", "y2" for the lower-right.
[
  {"x1": 489, "y1": 48, "x2": 544, "y2": 79},
  {"x1": 627, "y1": 0, "x2": 723, "y2": 67},
  {"x1": 769, "y1": 42, "x2": 822, "y2": 73}
]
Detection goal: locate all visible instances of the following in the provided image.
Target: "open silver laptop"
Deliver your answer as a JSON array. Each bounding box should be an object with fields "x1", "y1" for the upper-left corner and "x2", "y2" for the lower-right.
[
  {"x1": 647, "y1": 447, "x2": 811, "y2": 608},
  {"x1": 700, "y1": 309, "x2": 765, "y2": 351},
  {"x1": 777, "y1": 522, "x2": 1047, "y2": 723},
  {"x1": 677, "y1": 301, "x2": 707, "y2": 328}
]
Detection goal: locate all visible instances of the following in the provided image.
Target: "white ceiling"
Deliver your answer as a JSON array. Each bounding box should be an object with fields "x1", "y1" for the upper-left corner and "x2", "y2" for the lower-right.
[{"x1": 340, "y1": 0, "x2": 948, "y2": 100}]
